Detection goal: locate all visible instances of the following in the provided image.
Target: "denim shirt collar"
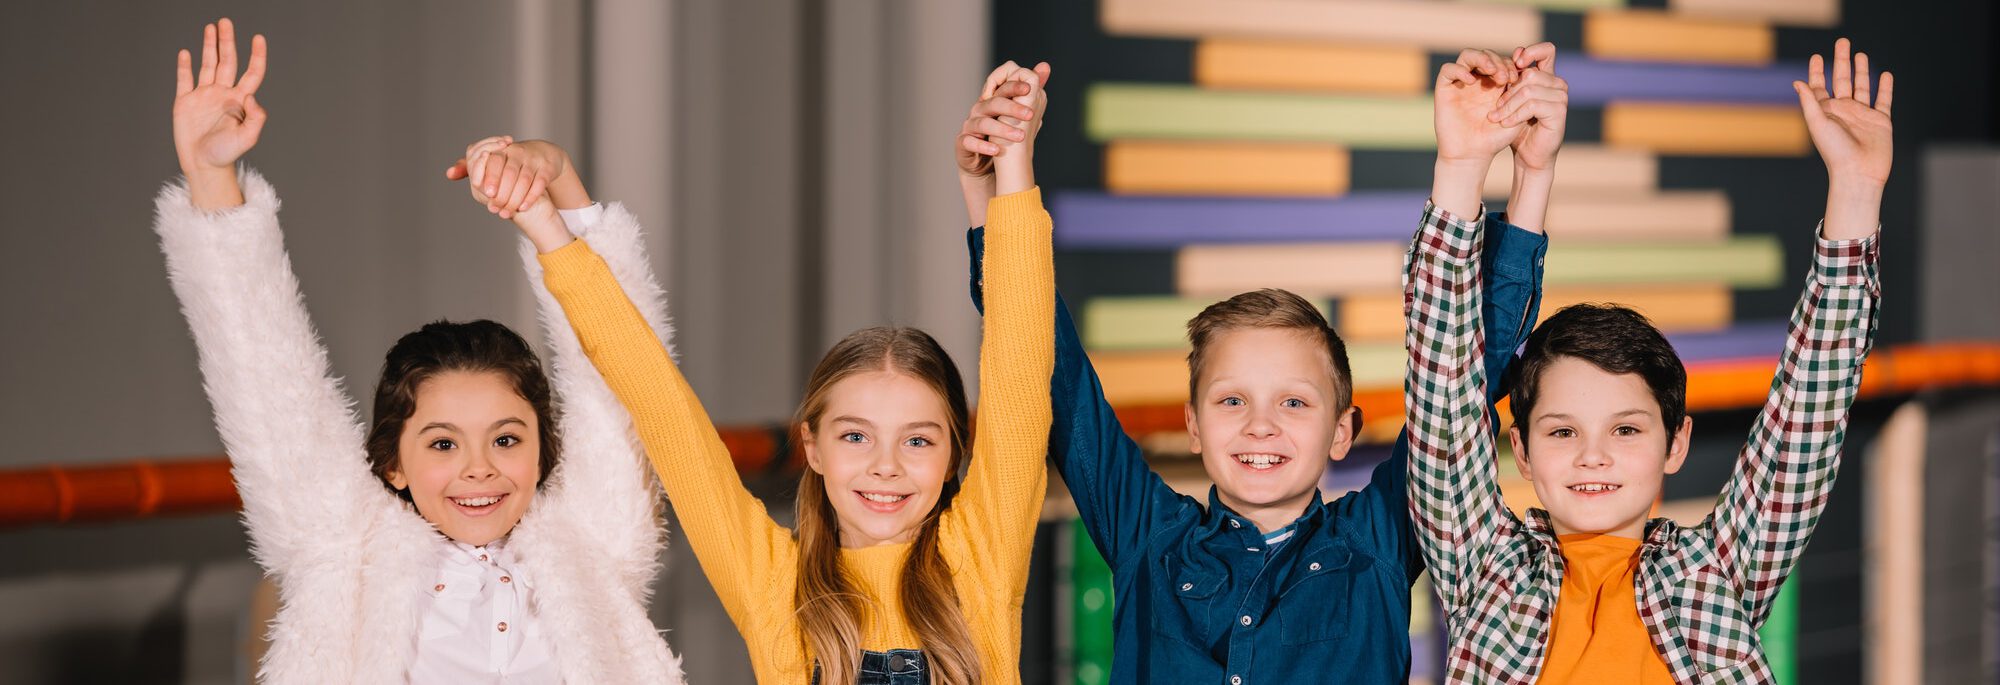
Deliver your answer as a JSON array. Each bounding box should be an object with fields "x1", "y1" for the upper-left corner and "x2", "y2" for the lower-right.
[{"x1": 1199, "y1": 486, "x2": 1330, "y2": 545}]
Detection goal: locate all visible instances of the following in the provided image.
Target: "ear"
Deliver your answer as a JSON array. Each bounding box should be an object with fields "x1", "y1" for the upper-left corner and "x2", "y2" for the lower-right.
[
  {"x1": 800, "y1": 422, "x2": 826, "y2": 474},
  {"x1": 1508, "y1": 426, "x2": 1532, "y2": 481},
  {"x1": 1184, "y1": 401, "x2": 1202, "y2": 454},
  {"x1": 1327, "y1": 406, "x2": 1358, "y2": 462},
  {"x1": 386, "y1": 465, "x2": 409, "y2": 491},
  {"x1": 1661, "y1": 416, "x2": 1693, "y2": 475}
]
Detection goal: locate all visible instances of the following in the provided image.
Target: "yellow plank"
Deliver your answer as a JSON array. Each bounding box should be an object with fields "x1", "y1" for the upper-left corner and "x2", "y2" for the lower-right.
[
  {"x1": 1336, "y1": 284, "x2": 1734, "y2": 343},
  {"x1": 1100, "y1": 0, "x2": 1539, "y2": 52},
  {"x1": 1669, "y1": 0, "x2": 1838, "y2": 27},
  {"x1": 1603, "y1": 103, "x2": 1807, "y2": 156},
  {"x1": 1194, "y1": 39, "x2": 1428, "y2": 95},
  {"x1": 1485, "y1": 145, "x2": 1658, "y2": 199},
  {"x1": 1584, "y1": 9, "x2": 1774, "y2": 65},
  {"x1": 1105, "y1": 140, "x2": 1350, "y2": 196},
  {"x1": 1177, "y1": 243, "x2": 1405, "y2": 298}
]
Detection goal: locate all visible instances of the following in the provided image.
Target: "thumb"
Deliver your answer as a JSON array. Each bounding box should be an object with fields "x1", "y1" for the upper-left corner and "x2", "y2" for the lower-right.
[
  {"x1": 242, "y1": 94, "x2": 268, "y2": 127},
  {"x1": 1793, "y1": 81, "x2": 1825, "y2": 120},
  {"x1": 1034, "y1": 62, "x2": 1052, "y2": 88},
  {"x1": 445, "y1": 159, "x2": 469, "y2": 180}
]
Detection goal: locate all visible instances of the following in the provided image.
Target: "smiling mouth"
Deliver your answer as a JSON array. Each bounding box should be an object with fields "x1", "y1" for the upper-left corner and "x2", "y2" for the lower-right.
[
  {"x1": 855, "y1": 491, "x2": 911, "y2": 513},
  {"x1": 449, "y1": 494, "x2": 507, "y2": 516},
  {"x1": 1233, "y1": 453, "x2": 1290, "y2": 471},
  {"x1": 1567, "y1": 483, "x2": 1621, "y2": 495}
]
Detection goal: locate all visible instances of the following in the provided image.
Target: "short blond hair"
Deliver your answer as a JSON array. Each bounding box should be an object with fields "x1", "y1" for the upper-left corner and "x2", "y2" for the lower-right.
[{"x1": 1185, "y1": 288, "x2": 1355, "y2": 415}]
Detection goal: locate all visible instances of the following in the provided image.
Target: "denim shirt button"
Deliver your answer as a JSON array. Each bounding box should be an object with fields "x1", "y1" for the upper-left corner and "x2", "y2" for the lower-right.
[
  {"x1": 1309, "y1": 562, "x2": 1321, "y2": 571},
  {"x1": 1240, "y1": 615, "x2": 1252, "y2": 626},
  {"x1": 1231, "y1": 676, "x2": 1243, "y2": 685},
  {"x1": 1181, "y1": 583, "x2": 1194, "y2": 591}
]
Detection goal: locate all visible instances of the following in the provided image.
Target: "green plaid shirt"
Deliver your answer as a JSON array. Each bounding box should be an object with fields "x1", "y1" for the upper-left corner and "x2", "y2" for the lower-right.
[{"x1": 1402, "y1": 203, "x2": 1880, "y2": 684}]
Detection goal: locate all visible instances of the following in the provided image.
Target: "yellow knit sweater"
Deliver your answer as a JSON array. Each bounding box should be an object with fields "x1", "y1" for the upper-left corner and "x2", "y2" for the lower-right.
[{"x1": 539, "y1": 188, "x2": 1055, "y2": 683}]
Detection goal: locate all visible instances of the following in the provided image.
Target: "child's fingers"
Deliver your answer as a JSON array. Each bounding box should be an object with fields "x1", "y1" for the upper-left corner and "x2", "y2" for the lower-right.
[
  {"x1": 217, "y1": 19, "x2": 238, "y2": 87},
  {"x1": 979, "y1": 61, "x2": 1019, "y2": 99},
  {"x1": 1516, "y1": 42, "x2": 1557, "y2": 71},
  {"x1": 198, "y1": 23, "x2": 218, "y2": 86},
  {"x1": 973, "y1": 116, "x2": 1026, "y2": 141},
  {"x1": 1832, "y1": 38, "x2": 1852, "y2": 99},
  {"x1": 176, "y1": 50, "x2": 194, "y2": 96},
  {"x1": 238, "y1": 35, "x2": 268, "y2": 95},
  {"x1": 1874, "y1": 72, "x2": 1894, "y2": 115},
  {"x1": 241, "y1": 94, "x2": 267, "y2": 129},
  {"x1": 1806, "y1": 54, "x2": 1830, "y2": 100},
  {"x1": 481, "y1": 154, "x2": 508, "y2": 196},
  {"x1": 1497, "y1": 95, "x2": 1565, "y2": 128},
  {"x1": 491, "y1": 162, "x2": 523, "y2": 212},
  {"x1": 1793, "y1": 81, "x2": 1827, "y2": 121},
  {"x1": 961, "y1": 134, "x2": 1000, "y2": 157},
  {"x1": 1853, "y1": 51, "x2": 1871, "y2": 106},
  {"x1": 976, "y1": 92, "x2": 1034, "y2": 121},
  {"x1": 1034, "y1": 61, "x2": 1052, "y2": 89},
  {"x1": 445, "y1": 159, "x2": 469, "y2": 180},
  {"x1": 518, "y1": 176, "x2": 548, "y2": 212},
  {"x1": 506, "y1": 170, "x2": 539, "y2": 213},
  {"x1": 1437, "y1": 62, "x2": 1476, "y2": 88}
]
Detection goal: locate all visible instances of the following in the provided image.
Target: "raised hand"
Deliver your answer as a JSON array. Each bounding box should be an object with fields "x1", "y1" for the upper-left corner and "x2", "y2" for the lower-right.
[
  {"x1": 957, "y1": 61, "x2": 1048, "y2": 226},
  {"x1": 1794, "y1": 38, "x2": 1893, "y2": 240},
  {"x1": 993, "y1": 63, "x2": 1050, "y2": 196},
  {"x1": 1431, "y1": 48, "x2": 1520, "y2": 219},
  {"x1": 173, "y1": 18, "x2": 268, "y2": 209},
  {"x1": 1498, "y1": 43, "x2": 1567, "y2": 174},
  {"x1": 444, "y1": 137, "x2": 569, "y2": 219}
]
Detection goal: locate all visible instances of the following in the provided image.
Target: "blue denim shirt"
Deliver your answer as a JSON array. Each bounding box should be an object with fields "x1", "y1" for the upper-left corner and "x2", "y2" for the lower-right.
[{"x1": 967, "y1": 214, "x2": 1545, "y2": 685}]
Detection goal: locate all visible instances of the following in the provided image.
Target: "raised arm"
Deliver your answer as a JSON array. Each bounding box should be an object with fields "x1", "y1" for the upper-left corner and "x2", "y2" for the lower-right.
[
  {"x1": 1405, "y1": 45, "x2": 1564, "y2": 614},
  {"x1": 449, "y1": 138, "x2": 674, "y2": 596},
  {"x1": 156, "y1": 21, "x2": 383, "y2": 569},
  {"x1": 1709, "y1": 39, "x2": 1887, "y2": 622},
  {"x1": 958, "y1": 63, "x2": 1183, "y2": 567},
  {"x1": 503, "y1": 163, "x2": 789, "y2": 630},
  {"x1": 942, "y1": 65, "x2": 1056, "y2": 596}
]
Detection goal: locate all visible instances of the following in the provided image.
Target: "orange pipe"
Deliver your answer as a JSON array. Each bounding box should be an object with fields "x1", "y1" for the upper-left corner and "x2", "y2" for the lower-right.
[{"x1": 7, "y1": 343, "x2": 1999, "y2": 529}]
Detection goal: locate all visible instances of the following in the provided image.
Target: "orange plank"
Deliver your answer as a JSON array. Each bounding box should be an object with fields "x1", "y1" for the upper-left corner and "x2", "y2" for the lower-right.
[
  {"x1": 1195, "y1": 39, "x2": 1428, "y2": 94},
  {"x1": 1105, "y1": 140, "x2": 1350, "y2": 196},
  {"x1": 1603, "y1": 103, "x2": 1808, "y2": 156},
  {"x1": 1585, "y1": 9, "x2": 1775, "y2": 65},
  {"x1": 1336, "y1": 284, "x2": 1734, "y2": 343}
]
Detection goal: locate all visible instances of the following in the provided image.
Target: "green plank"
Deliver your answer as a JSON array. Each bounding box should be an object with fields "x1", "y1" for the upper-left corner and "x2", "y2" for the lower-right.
[
  {"x1": 1082, "y1": 295, "x2": 1333, "y2": 351},
  {"x1": 1071, "y1": 518, "x2": 1114, "y2": 685},
  {"x1": 1545, "y1": 236, "x2": 1784, "y2": 288},
  {"x1": 1086, "y1": 82, "x2": 1437, "y2": 149}
]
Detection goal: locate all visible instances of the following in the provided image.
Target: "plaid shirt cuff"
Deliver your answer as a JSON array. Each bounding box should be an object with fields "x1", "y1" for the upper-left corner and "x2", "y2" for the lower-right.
[
  {"x1": 1812, "y1": 225, "x2": 1881, "y2": 293},
  {"x1": 1418, "y1": 200, "x2": 1487, "y2": 262}
]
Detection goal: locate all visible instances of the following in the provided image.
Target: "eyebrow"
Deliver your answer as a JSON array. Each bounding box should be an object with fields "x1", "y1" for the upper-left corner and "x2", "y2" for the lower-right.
[
  {"x1": 902, "y1": 421, "x2": 945, "y2": 433},
  {"x1": 1536, "y1": 409, "x2": 1655, "y2": 422},
  {"x1": 420, "y1": 418, "x2": 528, "y2": 433},
  {"x1": 829, "y1": 416, "x2": 874, "y2": 428}
]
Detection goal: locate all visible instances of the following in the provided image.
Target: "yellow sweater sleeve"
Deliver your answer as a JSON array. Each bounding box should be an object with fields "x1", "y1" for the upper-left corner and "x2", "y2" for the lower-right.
[
  {"x1": 942, "y1": 187, "x2": 1056, "y2": 600},
  {"x1": 539, "y1": 239, "x2": 792, "y2": 630}
]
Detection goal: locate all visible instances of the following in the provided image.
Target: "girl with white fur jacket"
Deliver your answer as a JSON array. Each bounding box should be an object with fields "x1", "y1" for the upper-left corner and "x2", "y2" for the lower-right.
[{"x1": 155, "y1": 19, "x2": 683, "y2": 683}]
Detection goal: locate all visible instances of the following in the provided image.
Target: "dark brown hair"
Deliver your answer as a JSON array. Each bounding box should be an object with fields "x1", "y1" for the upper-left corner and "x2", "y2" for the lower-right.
[
  {"x1": 363, "y1": 320, "x2": 560, "y2": 500},
  {"x1": 1505, "y1": 304, "x2": 1688, "y2": 447},
  {"x1": 1186, "y1": 288, "x2": 1356, "y2": 417},
  {"x1": 791, "y1": 326, "x2": 979, "y2": 685}
]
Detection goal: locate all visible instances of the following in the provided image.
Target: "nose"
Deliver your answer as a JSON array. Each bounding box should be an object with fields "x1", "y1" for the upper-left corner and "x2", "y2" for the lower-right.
[
  {"x1": 1244, "y1": 405, "x2": 1280, "y2": 439},
  {"x1": 462, "y1": 445, "x2": 499, "y2": 481},
  {"x1": 867, "y1": 443, "x2": 905, "y2": 480},
  {"x1": 1574, "y1": 437, "x2": 1611, "y2": 470}
]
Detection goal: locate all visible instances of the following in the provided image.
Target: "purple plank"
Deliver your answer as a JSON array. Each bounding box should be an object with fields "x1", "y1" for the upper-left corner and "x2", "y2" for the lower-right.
[
  {"x1": 1666, "y1": 320, "x2": 1789, "y2": 362},
  {"x1": 1051, "y1": 190, "x2": 1430, "y2": 249},
  {"x1": 1560, "y1": 52, "x2": 1807, "y2": 105},
  {"x1": 1322, "y1": 445, "x2": 1394, "y2": 495}
]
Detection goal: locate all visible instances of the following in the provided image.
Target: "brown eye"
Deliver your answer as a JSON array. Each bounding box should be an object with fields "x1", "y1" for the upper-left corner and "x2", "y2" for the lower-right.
[
  {"x1": 430, "y1": 439, "x2": 457, "y2": 451},
  {"x1": 494, "y1": 435, "x2": 521, "y2": 448}
]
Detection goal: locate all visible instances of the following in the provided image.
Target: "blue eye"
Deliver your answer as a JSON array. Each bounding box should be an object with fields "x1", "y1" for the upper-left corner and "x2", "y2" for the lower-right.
[
  {"x1": 429, "y1": 438, "x2": 457, "y2": 451},
  {"x1": 1221, "y1": 397, "x2": 1244, "y2": 407},
  {"x1": 495, "y1": 435, "x2": 521, "y2": 448},
  {"x1": 1282, "y1": 398, "x2": 1306, "y2": 409},
  {"x1": 840, "y1": 431, "x2": 867, "y2": 444},
  {"x1": 904, "y1": 436, "x2": 934, "y2": 448}
]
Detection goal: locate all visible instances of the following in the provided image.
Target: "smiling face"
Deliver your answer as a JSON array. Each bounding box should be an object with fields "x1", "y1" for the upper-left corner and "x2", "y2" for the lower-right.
[
  {"x1": 1186, "y1": 327, "x2": 1356, "y2": 532},
  {"x1": 802, "y1": 370, "x2": 958, "y2": 549},
  {"x1": 385, "y1": 370, "x2": 542, "y2": 546},
  {"x1": 1508, "y1": 357, "x2": 1692, "y2": 539}
]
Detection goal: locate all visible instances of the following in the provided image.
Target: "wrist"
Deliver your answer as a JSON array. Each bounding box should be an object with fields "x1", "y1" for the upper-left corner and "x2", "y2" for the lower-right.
[
  {"x1": 995, "y1": 153, "x2": 1035, "y2": 196},
  {"x1": 960, "y1": 173, "x2": 997, "y2": 227},
  {"x1": 1430, "y1": 157, "x2": 1490, "y2": 220},
  {"x1": 514, "y1": 206, "x2": 577, "y2": 253},
  {"x1": 1823, "y1": 177, "x2": 1884, "y2": 241},
  {"x1": 548, "y1": 171, "x2": 593, "y2": 210},
  {"x1": 182, "y1": 164, "x2": 245, "y2": 211}
]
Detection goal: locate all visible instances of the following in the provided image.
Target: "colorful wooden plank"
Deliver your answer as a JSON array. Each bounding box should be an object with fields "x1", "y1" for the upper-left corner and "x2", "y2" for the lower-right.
[
  {"x1": 1194, "y1": 39, "x2": 1428, "y2": 94},
  {"x1": 1085, "y1": 83, "x2": 1435, "y2": 148},
  {"x1": 1560, "y1": 53, "x2": 1805, "y2": 105},
  {"x1": 1178, "y1": 237, "x2": 1781, "y2": 297},
  {"x1": 1052, "y1": 191, "x2": 1428, "y2": 248},
  {"x1": 1104, "y1": 140, "x2": 1350, "y2": 196},
  {"x1": 1337, "y1": 285, "x2": 1736, "y2": 342},
  {"x1": 1603, "y1": 103, "x2": 1809, "y2": 156},
  {"x1": 1082, "y1": 295, "x2": 1333, "y2": 351},
  {"x1": 1670, "y1": 0, "x2": 1838, "y2": 27},
  {"x1": 1486, "y1": 146, "x2": 1658, "y2": 198},
  {"x1": 1090, "y1": 343, "x2": 1406, "y2": 405},
  {"x1": 1100, "y1": 0, "x2": 1540, "y2": 52},
  {"x1": 1584, "y1": 10, "x2": 1775, "y2": 65}
]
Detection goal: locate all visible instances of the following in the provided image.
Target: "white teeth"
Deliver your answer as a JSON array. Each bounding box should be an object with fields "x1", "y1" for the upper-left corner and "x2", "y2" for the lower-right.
[
  {"x1": 859, "y1": 492, "x2": 907, "y2": 503},
  {"x1": 1568, "y1": 484, "x2": 1619, "y2": 494},
  {"x1": 451, "y1": 495, "x2": 501, "y2": 507},
  {"x1": 1235, "y1": 454, "x2": 1287, "y2": 468}
]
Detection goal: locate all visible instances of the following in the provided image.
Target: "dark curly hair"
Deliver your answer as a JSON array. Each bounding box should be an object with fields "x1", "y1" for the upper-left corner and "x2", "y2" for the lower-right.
[{"x1": 362, "y1": 320, "x2": 559, "y2": 500}]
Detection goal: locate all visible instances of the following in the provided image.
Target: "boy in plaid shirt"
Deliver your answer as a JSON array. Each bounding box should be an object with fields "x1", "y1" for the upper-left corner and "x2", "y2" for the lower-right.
[{"x1": 1404, "y1": 39, "x2": 1890, "y2": 683}]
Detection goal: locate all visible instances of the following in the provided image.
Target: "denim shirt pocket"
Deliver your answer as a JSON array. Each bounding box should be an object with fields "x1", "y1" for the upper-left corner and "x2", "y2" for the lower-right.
[
  {"x1": 1277, "y1": 545, "x2": 1360, "y2": 645},
  {"x1": 1153, "y1": 553, "x2": 1227, "y2": 647}
]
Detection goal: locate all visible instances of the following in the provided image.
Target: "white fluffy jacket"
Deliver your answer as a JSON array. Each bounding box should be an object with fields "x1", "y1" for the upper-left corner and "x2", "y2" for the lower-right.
[{"x1": 154, "y1": 170, "x2": 685, "y2": 684}]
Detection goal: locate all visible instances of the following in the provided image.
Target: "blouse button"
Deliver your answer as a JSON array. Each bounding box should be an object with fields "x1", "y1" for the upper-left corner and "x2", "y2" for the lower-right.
[
  {"x1": 433, "y1": 583, "x2": 445, "y2": 592},
  {"x1": 497, "y1": 622, "x2": 509, "y2": 633},
  {"x1": 500, "y1": 575, "x2": 512, "y2": 584},
  {"x1": 479, "y1": 554, "x2": 489, "y2": 562}
]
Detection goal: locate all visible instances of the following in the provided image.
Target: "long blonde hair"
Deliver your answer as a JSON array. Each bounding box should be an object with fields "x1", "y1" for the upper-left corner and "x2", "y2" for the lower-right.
[{"x1": 792, "y1": 327, "x2": 981, "y2": 684}]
